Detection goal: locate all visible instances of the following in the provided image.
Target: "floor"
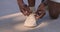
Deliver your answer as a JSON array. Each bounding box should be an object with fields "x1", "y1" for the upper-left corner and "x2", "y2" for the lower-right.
[{"x1": 0, "y1": 0, "x2": 60, "y2": 32}]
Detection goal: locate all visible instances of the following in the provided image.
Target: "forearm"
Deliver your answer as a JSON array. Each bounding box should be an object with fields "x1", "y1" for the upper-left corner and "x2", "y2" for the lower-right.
[
  {"x1": 40, "y1": 0, "x2": 47, "y2": 6},
  {"x1": 28, "y1": 0, "x2": 35, "y2": 7},
  {"x1": 17, "y1": 0, "x2": 24, "y2": 7}
]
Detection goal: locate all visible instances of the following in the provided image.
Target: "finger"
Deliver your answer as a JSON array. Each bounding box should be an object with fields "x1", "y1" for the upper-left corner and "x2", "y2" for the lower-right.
[
  {"x1": 21, "y1": 9, "x2": 27, "y2": 16},
  {"x1": 21, "y1": 9, "x2": 25, "y2": 12},
  {"x1": 35, "y1": 14, "x2": 40, "y2": 19}
]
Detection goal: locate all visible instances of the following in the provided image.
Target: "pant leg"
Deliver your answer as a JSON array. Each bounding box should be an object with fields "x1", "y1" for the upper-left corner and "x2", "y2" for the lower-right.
[{"x1": 47, "y1": 0, "x2": 60, "y2": 14}]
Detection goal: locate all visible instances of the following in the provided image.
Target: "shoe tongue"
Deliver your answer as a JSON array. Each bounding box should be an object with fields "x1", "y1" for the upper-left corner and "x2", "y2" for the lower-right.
[{"x1": 24, "y1": 14, "x2": 37, "y2": 26}]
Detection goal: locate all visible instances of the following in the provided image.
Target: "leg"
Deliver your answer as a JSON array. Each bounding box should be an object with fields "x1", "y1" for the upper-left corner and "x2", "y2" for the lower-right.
[{"x1": 47, "y1": 0, "x2": 59, "y2": 19}]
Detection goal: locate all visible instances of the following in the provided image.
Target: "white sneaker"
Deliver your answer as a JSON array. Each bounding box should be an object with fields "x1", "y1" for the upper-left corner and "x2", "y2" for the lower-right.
[{"x1": 24, "y1": 13, "x2": 37, "y2": 28}]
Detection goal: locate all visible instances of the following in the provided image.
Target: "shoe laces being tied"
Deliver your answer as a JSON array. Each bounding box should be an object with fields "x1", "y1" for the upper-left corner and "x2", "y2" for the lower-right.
[
  {"x1": 35, "y1": 3, "x2": 46, "y2": 19},
  {"x1": 35, "y1": 9, "x2": 46, "y2": 19}
]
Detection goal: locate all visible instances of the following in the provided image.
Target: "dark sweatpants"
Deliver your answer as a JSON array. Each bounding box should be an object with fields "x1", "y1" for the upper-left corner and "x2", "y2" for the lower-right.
[{"x1": 47, "y1": 0, "x2": 60, "y2": 14}]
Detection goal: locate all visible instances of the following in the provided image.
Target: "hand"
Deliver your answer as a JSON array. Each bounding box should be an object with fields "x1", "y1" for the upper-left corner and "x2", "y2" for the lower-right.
[
  {"x1": 35, "y1": 11, "x2": 45, "y2": 20},
  {"x1": 35, "y1": 3, "x2": 46, "y2": 20},
  {"x1": 20, "y1": 4, "x2": 32, "y2": 16}
]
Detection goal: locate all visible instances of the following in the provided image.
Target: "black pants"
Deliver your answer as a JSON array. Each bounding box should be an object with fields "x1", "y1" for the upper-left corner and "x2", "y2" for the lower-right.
[{"x1": 47, "y1": 0, "x2": 60, "y2": 13}]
